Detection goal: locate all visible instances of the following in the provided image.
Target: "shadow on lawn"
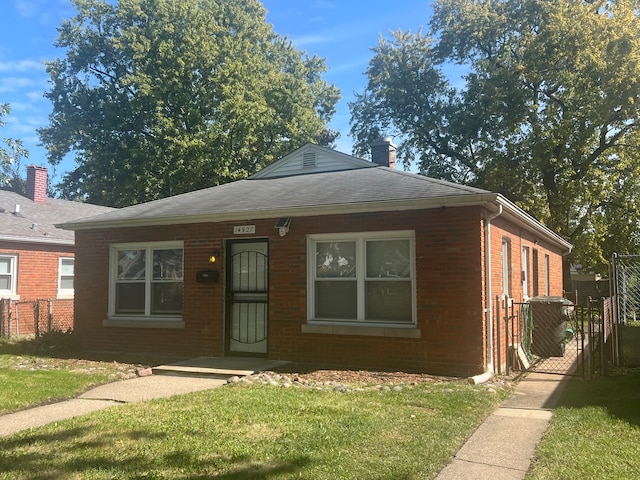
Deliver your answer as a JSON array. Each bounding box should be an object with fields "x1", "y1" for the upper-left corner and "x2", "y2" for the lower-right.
[
  {"x1": 0, "y1": 333, "x2": 187, "y2": 367},
  {"x1": 0, "y1": 425, "x2": 311, "y2": 479},
  {"x1": 554, "y1": 374, "x2": 640, "y2": 427}
]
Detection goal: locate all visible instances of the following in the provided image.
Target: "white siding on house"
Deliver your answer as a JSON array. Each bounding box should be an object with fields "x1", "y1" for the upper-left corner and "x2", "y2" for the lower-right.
[{"x1": 250, "y1": 143, "x2": 374, "y2": 179}]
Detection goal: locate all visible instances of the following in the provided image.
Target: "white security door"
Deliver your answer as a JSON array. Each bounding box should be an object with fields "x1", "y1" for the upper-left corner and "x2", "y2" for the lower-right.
[{"x1": 226, "y1": 240, "x2": 268, "y2": 354}]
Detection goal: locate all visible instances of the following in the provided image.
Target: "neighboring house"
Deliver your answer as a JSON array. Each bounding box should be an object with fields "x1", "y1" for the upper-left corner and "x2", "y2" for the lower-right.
[
  {"x1": 0, "y1": 165, "x2": 113, "y2": 334},
  {"x1": 61, "y1": 142, "x2": 572, "y2": 377}
]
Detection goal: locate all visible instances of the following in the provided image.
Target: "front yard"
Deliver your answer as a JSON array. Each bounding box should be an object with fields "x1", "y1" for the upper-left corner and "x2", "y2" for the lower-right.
[
  {"x1": 526, "y1": 374, "x2": 640, "y2": 479},
  {"x1": 0, "y1": 337, "x2": 510, "y2": 479},
  {"x1": 0, "y1": 345, "x2": 142, "y2": 415}
]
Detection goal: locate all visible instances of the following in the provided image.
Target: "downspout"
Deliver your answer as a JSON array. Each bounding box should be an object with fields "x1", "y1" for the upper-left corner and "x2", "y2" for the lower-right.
[{"x1": 469, "y1": 204, "x2": 503, "y2": 385}]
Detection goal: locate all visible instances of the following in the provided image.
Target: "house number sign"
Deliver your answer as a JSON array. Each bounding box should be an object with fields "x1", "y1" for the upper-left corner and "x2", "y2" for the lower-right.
[{"x1": 233, "y1": 225, "x2": 256, "y2": 235}]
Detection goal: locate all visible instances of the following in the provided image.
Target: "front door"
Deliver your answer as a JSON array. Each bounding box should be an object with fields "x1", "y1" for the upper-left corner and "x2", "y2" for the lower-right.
[{"x1": 226, "y1": 240, "x2": 268, "y2": 355}]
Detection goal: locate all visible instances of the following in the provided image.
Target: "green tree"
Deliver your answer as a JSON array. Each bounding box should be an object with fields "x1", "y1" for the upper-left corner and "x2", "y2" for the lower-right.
[
  {"x1": 0, "y1": 103, "x2": 29, "y2": 195},
  {"x1": 39, "y1": 0, "x2": 340, "y2": 207},
  {"x1": 350, "y1": 0, "x2": 640, "y2": 277}
]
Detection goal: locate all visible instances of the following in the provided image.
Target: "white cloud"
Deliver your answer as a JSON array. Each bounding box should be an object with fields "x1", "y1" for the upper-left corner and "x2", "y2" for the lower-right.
[
  {"x1": 0, "y1": 76, "x2": 38, "y2": 93},
  {"x1": 313, "y1": 1, "x2": 336, "y2": 9},
  {"x1": 0, "y1": 59, "x2": 44, "y2": 73},
  {"x1": 14, "y1": 0, "x2": 37, "y2": 17},
  {"x1": 26, "y1": 90, "x2": 46, "y2": 102},
  {"x1": 14, "y1": 0, "x2": 76, "y2": 28},
  {"x1": 294, "y1": 33, "x2": 335, "y2": 47}
]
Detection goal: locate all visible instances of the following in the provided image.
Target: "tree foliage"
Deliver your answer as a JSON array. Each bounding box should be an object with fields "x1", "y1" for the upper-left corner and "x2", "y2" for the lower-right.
[
  {"x1": 350, "y1": 0, "x2": 640, "y2": 274},
  {"x1": 0, "y1": 103, "x2": 29, "y2": 195},
  {"x1": 39, "y1": 0, "x2": 340, "y2": 207}
]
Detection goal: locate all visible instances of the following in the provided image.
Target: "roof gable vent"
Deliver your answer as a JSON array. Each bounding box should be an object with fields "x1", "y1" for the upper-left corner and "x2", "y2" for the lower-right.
[{"x1": 302, "y1": 151, "x2": 317, "y2": 169}]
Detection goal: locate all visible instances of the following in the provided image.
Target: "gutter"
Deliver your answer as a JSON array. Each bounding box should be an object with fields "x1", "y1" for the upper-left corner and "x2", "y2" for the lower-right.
[
  {"x1": 0, "y1": 234, "x2": 74, "y2": 246},
  {"x1": 495, "y1": 195, "x2": 572, "y2": 254},
  {"x1": 469, "y1": 204, "x2": 503, "y2": 385},
  {"x1": 57, "y1": 193, "x2": 502, "y2": 231},
  {"x1": 57, "y1": 192, "x2": 572, "y2": 255}
]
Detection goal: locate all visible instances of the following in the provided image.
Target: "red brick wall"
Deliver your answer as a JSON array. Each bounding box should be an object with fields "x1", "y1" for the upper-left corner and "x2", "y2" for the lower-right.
[
  {"x1": 0, "y1": 242, "x2": 74, "y2": 300},
  {"x1": 486, "y1": 216, "x2": 567, "y2": 373},
  {"x1": 0, "y1": 242, "x2": 75, "y2": 335},
  {"x1": 73, "y1": 205, "x2": 567, "y2": 377}
]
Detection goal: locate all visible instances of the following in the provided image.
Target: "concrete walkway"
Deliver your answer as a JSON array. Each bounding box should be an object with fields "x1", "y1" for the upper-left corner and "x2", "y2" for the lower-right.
[
  {"x1": 0, "y1": 356, "x2": 289, "y2": 438},
  {"x1": 436, "y1": 372, "x2": 568, "y2": 479},
  {"x1": 0, "y1": 374, "x2": 227, "y2": 437},
  {"x1": 1, "y1": 359, "x2": 568, "y2": 479}
]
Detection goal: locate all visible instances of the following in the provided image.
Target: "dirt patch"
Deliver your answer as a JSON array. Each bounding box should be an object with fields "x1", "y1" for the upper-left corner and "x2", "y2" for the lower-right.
[{"x1": 272, "y1": 363, "x2": 484, "y2": 386}]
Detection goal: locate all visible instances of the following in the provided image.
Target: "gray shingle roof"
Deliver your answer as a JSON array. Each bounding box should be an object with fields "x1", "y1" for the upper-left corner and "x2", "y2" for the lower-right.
[
  {"x1": 0, "y1": 190, "x2": 114, "y2": 245},
  {"x1": 60, "y1": 166, "x2": 494, "y2": 230},
  {"x1": 52, "y1": 141, "x2": 571, "y2": 252}
]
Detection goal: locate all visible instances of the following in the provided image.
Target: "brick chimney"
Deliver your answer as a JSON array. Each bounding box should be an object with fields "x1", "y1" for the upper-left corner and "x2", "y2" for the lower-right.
[
  {"x1": 26, "y1": 165, "x2": 48, "y2": 203},
  {"x1": 370, "y1": 137, "x2": 397, "y2": 169}
]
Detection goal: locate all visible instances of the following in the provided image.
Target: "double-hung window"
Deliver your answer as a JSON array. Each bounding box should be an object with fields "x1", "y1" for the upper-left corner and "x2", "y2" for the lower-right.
[
  {"x1": 308, "y1": 231, "x2": 414, "y2": 325},
  {"x1": 522, "y1": 246, "x2": 530, "y2": 299},
  {"x1": 0, "y1": 255, "x2": 17, "y2": 298},
  {"x1": 58, "y1": 257, "x2": 75, "y2": 297},
  {"x1": 109, "y1": 242, "x2": 183, "y2": 318},
  {"x1": 501, "y1": 238, "x2": 511, "y2": 297}
]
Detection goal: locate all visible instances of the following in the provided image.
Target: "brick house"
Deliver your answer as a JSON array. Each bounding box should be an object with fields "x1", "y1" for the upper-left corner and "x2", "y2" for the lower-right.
[
  {"x1": 61, "y1": 142, "x2": 572, "y2": 377},
  {"x1": 0, "y1": 165, "x2": 113, "y2": 335}
]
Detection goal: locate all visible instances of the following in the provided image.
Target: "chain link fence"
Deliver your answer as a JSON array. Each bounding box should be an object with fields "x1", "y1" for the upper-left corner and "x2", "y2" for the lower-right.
[
  {"x1": 610, "y1": 254, "x2": 640, "y2": 368},
  {"x1": 0, "y1": 298, "x2": 74, "y2": 338},
  {"x1": 503, "y1": 297, "x2": 602, "y2": 377}
]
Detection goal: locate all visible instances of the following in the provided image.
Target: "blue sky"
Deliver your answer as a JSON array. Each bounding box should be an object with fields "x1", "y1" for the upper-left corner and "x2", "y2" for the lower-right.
[{"x1": 0, "y1": 0, "x2": 432, "y2": 185}]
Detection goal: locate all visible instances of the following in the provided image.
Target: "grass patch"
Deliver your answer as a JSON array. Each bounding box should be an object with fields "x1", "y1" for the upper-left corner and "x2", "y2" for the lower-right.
[
  {"x1": 0, "y1": 380, "x2": 508, "y2": 479},
  {"x1": 0, "y1": 338, "x2": 139, "y2": 415},
  {"x1": 527, "y1": 375, "x2": 640, "y2": 479},
  {"x1": 0, "y1": 354, "x2": 130, "y2": 415}
]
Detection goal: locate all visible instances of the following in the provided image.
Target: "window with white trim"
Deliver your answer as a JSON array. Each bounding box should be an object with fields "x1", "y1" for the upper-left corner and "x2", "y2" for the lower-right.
[
  {"x1": 544, "y1": 254, "x2": 550, "y2": 296},
  {"x1": 308, "y1": 232, "x2": 414, "y2": 325},
  {"x1": 501, "y1": 238, "x2": 511, "y2": 297},
  {"x1": 109, "y1": 242, "x2": 183, "y2": 318},
  {"x1": 58, "y1": 257, "x2": 75, "y2": 297},
  {"x1": 0, "y1": 255, "x2": 17, "y2": 297},
  {"x1": 522, "y1": 245, "x2": 530, "y2": 299}
]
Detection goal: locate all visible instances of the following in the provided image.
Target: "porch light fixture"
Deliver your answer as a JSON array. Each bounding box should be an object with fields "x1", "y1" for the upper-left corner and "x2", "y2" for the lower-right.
[
  {"x1": 209, "y1": 250, "x2": 220, "y2": 264},
  {"x1": 275, "y1": 217, "x2": 291, "y2": 237}
]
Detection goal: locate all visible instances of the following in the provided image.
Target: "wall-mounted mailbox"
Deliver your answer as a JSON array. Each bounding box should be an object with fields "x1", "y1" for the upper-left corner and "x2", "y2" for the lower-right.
[{"x1": 196, "y1": 270, "x2": 219, "y2": 283}]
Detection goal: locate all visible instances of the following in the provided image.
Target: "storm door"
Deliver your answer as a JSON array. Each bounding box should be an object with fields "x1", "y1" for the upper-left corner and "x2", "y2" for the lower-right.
[{"x1": 226, "y1": 240, "x2": 268, "y2": 354}]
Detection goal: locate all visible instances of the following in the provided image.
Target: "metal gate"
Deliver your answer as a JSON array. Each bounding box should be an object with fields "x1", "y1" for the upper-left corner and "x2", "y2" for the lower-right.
[{"x1": 505, "y1": 298, "x2": 603, "y2": 377}]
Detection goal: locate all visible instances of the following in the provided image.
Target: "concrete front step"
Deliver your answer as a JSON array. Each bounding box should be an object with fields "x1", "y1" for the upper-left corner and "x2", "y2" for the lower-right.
[
  {"x1": 151, "y1": 356, "x2": 290, "y2": 379},
  {"x1": 152, "y1": 364, "x2": 254, "y2": 378}
]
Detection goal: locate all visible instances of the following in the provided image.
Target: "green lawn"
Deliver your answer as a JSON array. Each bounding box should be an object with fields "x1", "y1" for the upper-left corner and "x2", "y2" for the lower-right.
[
  {"x1": 4, "y1": 333, "x2": 640, "y2": 479},
  {"x1": 0, "y1": 335, "x2": 138, "y2": 415},
  {"x1": 0, "y1": 353, "x2": 133, "y2": 415},
  {"x1": 527, "y1": 375, "x2": 640, "y2": 479},
  {"x1": 0, "y1": 372, "x2": 508, "y2": 479}
]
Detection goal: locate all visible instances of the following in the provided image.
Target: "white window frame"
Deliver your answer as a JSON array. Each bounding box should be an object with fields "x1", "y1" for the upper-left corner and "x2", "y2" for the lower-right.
[
  {"x1": 522, "y1": 245, "x2": 530, "y2": 300},
  {"x1": 108, "y1": 241, "x2": 184, "y2": 320},
  {"x1": 307, "y1": 231, "x2": 416, "y2": 327},
  {"x1": 58, "y1": 257, "x2": 75, "y2": 298},
  {"x1": 0, "y1": 254, "x2": 18, "y2": 299},
  {"x1": 501, "y1": 238, "x2": 511, "y2": 297},
  {"x1": 544, "y1": 254, "x2": 551, "y2": 296}
]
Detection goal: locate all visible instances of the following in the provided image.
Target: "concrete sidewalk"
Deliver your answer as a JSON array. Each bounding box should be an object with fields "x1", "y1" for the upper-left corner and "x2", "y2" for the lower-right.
[
  {"x1": 0, "y1": 356, "x2": 291, "y2": 437},
  {"x1": 0, "y1": 375, "x2": 227, "y2": 437},
  {"x1": 436, "y1": 372, "x2": 568, "y2": 479}
]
